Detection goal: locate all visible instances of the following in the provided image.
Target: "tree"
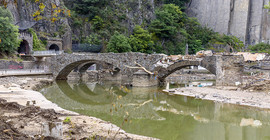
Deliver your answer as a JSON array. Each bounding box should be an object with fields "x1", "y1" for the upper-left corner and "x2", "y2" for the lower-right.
[
  {"x1": 163, "y1": 0, "x2": 191, "y2": 8},
  {"x1": 107, "y1": 32, "x2": 131, "y2": 53},
  {"x1": 149, "y1": 4, "x2": 185, "y2": 40},
  {"x1": 65, "y1": 0, "x2": 108, "y2": 20},
  {"x1": 0, "y1": 7, "x2": 20, "y2": 54},
  {"x1": 83, "y1": 33, "x2": 102, "y2": 45},
  {"x1": 211, "y1": 34, "x2": 244, "y2": 52},
  {"x1": 249, "y1": 43, "x2": 270, "y2": 54},
  {"x1": 129, "y1": 25, "x2": 154, "y2": 53}
]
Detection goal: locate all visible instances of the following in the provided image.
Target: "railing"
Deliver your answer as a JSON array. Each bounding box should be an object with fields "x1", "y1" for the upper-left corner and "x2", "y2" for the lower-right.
[
  {"x1": 31, "y1": 50, "x2": 64, "y2": 56},
  {"x1": 0, "y1": 69, "x2": 51, "y2": 76}
]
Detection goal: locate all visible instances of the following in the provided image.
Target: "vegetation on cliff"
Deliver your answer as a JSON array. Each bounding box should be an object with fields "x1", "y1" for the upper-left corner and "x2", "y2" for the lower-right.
[
  {"x1": 0, "y1": 7, "x2": 20, "y2": 55},
  {"x1": 66, "y1": 0, "x2": 244, "y2": 54},
  {"x1": 0, "y1": 0, "x2": 244, "y2": 55}
]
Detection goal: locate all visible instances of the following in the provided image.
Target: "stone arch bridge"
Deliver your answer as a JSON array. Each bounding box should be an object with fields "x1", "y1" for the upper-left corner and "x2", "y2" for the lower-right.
[{"x1": 49, "y1": 53, "x2": 244, "y2": 86}]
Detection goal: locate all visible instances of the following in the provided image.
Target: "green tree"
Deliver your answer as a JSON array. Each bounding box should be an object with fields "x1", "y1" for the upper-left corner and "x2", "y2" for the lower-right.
[
  {"x1": 163, "y1": 0, "x2": 190, "y2": 8},
  {"x1": 211, "y1": 34, "x2": 244, "y2": 52},
  {"x1": 0, "y1": 7, "x2": 20, "y2": 54},
  {"x1": 129, "y1": 25, "x2": 154, "y2": 53},
  {"x1": 107, "y1": 32, "x2": 131, "y2": 53},
  {"x1": 65, "y1": 0, "x2": 108, "y2": 20},
  {"x1": 91, "y1": 15, "x2": 105, "y2": 31},
  {"x1": 83, "y1": 33, "x2": 102, "y2": 45},
  {"x1": 149, "y1": 4, "x2": 185, "y2": 40},
  {"x1": 249, "y1": 43, "x2": 270, "y2": 54}
]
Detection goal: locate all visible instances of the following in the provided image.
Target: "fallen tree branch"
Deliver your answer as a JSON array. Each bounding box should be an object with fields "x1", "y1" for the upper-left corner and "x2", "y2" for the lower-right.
[{"x1": 124, "y1": 63, "x2": 154, "y2": 75}]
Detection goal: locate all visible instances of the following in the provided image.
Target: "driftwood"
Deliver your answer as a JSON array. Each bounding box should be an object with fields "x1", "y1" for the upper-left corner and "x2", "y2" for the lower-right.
[{"x1": 124, "y1": 62, "x2": 154, "y2": 75}]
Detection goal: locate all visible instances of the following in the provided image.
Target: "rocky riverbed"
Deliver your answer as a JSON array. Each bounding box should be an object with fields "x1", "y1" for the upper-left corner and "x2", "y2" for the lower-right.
[{"x1": 0, "y1": 77, "x2": 157, "y2": 140}]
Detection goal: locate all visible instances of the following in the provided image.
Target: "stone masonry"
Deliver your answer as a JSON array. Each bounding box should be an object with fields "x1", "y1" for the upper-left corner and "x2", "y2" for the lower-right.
[
  {"x1": 49, "y1": 53, "x2": 244, "y2": 86},
  {"x1": 50, "y1": 52, "x2": 163, "y2": 80}
]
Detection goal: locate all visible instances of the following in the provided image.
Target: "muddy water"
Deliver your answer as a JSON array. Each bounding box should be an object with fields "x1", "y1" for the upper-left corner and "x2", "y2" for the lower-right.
[{"x1": 41, "y1": 81, "x2": 270, "y2": 140}]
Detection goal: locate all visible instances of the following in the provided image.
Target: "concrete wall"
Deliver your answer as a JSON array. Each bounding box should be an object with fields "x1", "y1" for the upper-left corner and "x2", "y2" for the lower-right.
[{"x1": 186, "y1": 0, "x2": 270, "y2": 45}]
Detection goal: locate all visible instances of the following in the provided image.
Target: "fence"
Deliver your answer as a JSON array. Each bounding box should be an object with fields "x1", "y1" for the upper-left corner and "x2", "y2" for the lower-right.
[{"x1": 72, "y1": 44, "x2": 103, "y2": 53}]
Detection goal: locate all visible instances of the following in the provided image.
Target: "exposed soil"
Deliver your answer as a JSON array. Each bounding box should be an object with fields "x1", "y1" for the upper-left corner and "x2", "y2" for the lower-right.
[
  {"x1": 0, "y1": 77, "x2": 157, "y2": 140},
  {"x1": 0, "y1": 98, "x2": 59, "y2": 140}
]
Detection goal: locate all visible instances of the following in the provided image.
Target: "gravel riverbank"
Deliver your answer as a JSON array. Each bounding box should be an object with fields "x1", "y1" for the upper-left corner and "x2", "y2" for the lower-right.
[
  {"x1": 0, "y1": 77, "x2": 157, "y2": 140},
  {"x1": 164, "y1": 87, "x2": 270, "y2": 109}
]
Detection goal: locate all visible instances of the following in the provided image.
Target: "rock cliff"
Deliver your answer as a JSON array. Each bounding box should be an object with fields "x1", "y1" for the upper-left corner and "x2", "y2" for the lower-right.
[
  {"x1": 186, "y1": 0, "x2": 270, "y2": 46},
  {"x1": 7, "y1": 0, "x2": 72, "y2": 50}
]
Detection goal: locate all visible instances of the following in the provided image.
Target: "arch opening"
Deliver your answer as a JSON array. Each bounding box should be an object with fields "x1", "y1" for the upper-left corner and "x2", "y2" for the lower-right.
[
  {"x1": 18, "y1": 40, "x2": 30, "y2": 55},
  {"x1": 158, "y1": 61, "x2": 216, "y2": 84},
  {"x1": 49, "y1": 44, "x2": 60, "y2": 51},
  {"x1": 56, "y1": 60, "x2": 120, "y2": 80}
]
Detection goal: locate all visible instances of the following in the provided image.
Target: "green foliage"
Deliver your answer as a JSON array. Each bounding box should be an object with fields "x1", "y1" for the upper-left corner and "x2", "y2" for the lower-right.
[
  {"x1": 28, "y1": 28, "x2": 46, "y2": 51},
  {"x1": 65, "y1": 0, "x2": 108, "y2": 20},
  {"x1": 211, "y1": 34, "x2": 244, "y2": 52},
  {"x1": 129, "y1": 25, "x2": 154, "y2": 53},
  {"x1": 63, "y1": 117, "x2": 71, "y2": 123},
  {"x1": 107, "y1": 32, "x2": 131, "y2": 53},
  {"x1": 0, "y1": 6, "x2": 13, "y2": 22},
  {"x1": 249, "y1": 43, "x2": 270, "y2": 54},
  {"x1": 149, "y1": 4, "x2": 184, "y2": 40},
  {"x1": 0, "y1": 7, "x2": 21, "y2": 54},
  {"x1": 163, "y1": 0, "x2": 190, "y2": 8},
  {"x1": 66, "y1": 1, "x2": 241, "y2": 55},
  {"x1": 83, "y1": 33, "x2": 102, "y2": 45},
  {"x1": 91, "y1": 16, "x2": 104, "y2": 31}
]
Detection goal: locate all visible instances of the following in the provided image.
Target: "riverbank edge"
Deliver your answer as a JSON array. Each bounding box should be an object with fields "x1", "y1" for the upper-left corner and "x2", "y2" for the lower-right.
[
  {"x1": 163, "y1": 87, "x2": 270, "y2": 110},
  {"x1": 0, "y1": 77, "x2": 158, "y2": 140}
]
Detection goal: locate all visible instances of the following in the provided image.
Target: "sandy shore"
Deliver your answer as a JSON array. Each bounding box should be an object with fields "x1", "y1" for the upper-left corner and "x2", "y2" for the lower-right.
[
  {"x1": 0, "y1": 77, "x2": 157, "y2": 140},
  {"x1": 164, "y1": 87, "x2": 270, "y2": 109}
]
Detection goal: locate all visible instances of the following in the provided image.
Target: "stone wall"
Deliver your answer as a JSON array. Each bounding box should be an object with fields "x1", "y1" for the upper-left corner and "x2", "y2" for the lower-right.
[
  {"x1": 46, "y1": 38, "x2": 63, "y2": 51},
  {"x1": 132, "y1": 70, "x2": 158, "y2": 87},
  {"x1": 215, "y1": 55, "x2": 244, "y2": 86},
  {"x1": 0, "y1": 60, "x2": 47, "y2": 70},
  {"x1": 19, "y1": 31, "x2": 33, "y2": 53},
  {"x1": 186, "y1": 0, "x2": 270, "y2": 45}
]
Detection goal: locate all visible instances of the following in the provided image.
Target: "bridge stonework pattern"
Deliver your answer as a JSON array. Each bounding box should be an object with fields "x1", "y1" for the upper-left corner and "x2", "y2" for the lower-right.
[
  {"x1": 156, "y1": 60, "x2": 201, "y2": 82},
  {"x1": 50, "y1": 53, "x2": 244, "y2": 86},
  {"x1": 50, "y1": 52, "x2": 164, "y2": 80}
]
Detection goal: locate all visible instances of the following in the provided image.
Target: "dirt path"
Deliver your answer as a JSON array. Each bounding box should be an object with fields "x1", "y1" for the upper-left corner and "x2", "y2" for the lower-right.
[{"x1": 164, "y1": 87, "x2": 270, "y2": 109}]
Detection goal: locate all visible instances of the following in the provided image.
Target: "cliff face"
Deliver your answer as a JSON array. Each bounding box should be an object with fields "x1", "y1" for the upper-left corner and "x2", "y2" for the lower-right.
[
  {"x1": 68, "y1": 0, "x2": 156, "y2": 42},
  {"x1": 186, "y1": 0, "x2": 270, "y2": 46},
  {"x1": 7, "y1": 0, "x2": 72, "y2": 50}
]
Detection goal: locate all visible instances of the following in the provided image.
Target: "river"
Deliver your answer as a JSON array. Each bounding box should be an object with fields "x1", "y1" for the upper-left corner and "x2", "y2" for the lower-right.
[{"x1": 41, "y1": 80, "x2": 270, "y2": 140}]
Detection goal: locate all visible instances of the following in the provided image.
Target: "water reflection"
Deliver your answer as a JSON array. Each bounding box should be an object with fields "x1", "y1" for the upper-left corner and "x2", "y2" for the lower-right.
[{"x1": 41, "y1": 81, "x2": 270, "y2": 140}]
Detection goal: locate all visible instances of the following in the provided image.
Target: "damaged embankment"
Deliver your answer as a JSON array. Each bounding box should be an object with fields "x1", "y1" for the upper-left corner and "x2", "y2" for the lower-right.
[{"x1": 0, "y1": 77, "x2": 157, "y2": 140}]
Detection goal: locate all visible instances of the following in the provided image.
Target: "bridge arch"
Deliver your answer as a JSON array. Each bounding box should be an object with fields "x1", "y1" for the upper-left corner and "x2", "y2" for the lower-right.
[
  {"x1": 157, "y1": 60, "x2": 215, "y2": 82},
  {"x1": 56, "y1": 59, "x2": 121, "y2": 80}
]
